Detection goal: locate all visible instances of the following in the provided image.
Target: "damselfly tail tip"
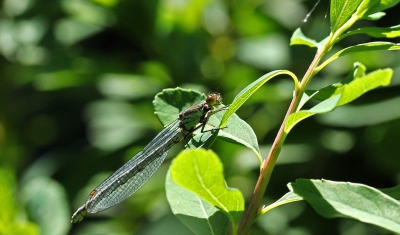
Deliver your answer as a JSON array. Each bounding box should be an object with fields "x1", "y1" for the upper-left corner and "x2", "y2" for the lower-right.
[{"x1": 71, "y1": 205, "x2": 88, "y2": 224}]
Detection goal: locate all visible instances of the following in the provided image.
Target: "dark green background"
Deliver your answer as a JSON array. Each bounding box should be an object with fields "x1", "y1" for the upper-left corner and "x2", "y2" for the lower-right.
[{"x1": 1, "y1": 0, "x2": 399, "y2": 234}]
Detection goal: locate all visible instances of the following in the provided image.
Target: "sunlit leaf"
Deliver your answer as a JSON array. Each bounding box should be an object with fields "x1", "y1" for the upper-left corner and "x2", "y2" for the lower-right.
[
  {"x1": 259, "y1": 191, "x2": 303, "y2": 216},
  {"x1": 338, "y1": 24, "x2": 400, "y2": 41},
  {"x1": 364, "y1": 12, "x2": 386, "y2": 20},
  {"x1": 363, "y1": 0, "x2": 400, "y2": 18},
  {"x1": 310, "y1": 63, "x2": 393, "y2": 106},
  {"x1": 353, "y1": 0, "x2": 382, "y2": 19},
  {"x1": 289, "y1": 179, "x2": 400, "y2": 234},
  {"x1": 380, "y1": 185, "x2": 400, "y2": 200},
  {"x1": 285, "y1": 95, "x2": 341, "y2": 133},
  {"x1": 330, "y1": 0, "x2": 363, "y2": 32},
  {"x1": 220, "y1": 70, "x2": 298, "y2": 127},
  {"x1": 290, "y1": 28, "x2": 318, "y2": 48},
  {"x1": 166, "y1": 170, "x2": 230, "y2": 235},
  {"x1": 171, "y1": 149, "x2": 244, "y2": 224},
  {"x1": 0, "y1": 168, "x2": 39, "y2": 235},
  {"x1": 316, "y1": 42, "x2": 400, "y2": 72}
]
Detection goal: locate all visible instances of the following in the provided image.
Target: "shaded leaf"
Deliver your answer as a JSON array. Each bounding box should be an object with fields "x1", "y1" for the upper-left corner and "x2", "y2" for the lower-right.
[
  {"x1": 155, "y1": 88, "x2": 260, "y2": 161},
  {"x1": 189, "y1": 110, "x2": 261, "y2": 163},
  {"x1": 154, "y1": 88, "x2": 205, "y2": 126},
  {"x1": 215, "y1": 111, "x2": 261, "y2": 163},
  {"x1": 289, "y1": 179, "x2": 400, "y2": 234}
]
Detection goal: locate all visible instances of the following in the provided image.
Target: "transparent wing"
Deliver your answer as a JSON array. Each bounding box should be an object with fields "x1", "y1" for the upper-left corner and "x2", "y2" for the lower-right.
[
  {"x1": 87, "y1": 151, "x2": 168, "y2": 213},
  {"x1": 84, "y1": 119, "x2": 183, "y2": 213}
]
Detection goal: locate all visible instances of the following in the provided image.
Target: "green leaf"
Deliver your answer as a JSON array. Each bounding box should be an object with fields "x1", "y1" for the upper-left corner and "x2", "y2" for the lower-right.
[
  {"x1": 170, "y1": 149, "x2": 244, "y2": 224},
  {"x1": 154, "y1": 88, "x2": 260, "y2": 160},
  {"x1": 259, "y1": 191, "x2": 303, "y2": 216},
  {"x1": 316, "y1": 42, "x2": 400, "y2": 72},
  {"x1": 189, "y1": 130, "x2": 219, "y2": 149},
  {"x1": 166, "y1": 170, "x2": 230, "y2": 235},
  {"x1": 284, "y1": 95, "x2": 341, "y2": 133},
  {"x1": 338, "y1": 24, "x2": 400, "y2": 41},
  {"x1": 220, "y1": 70, "x2": 298, "y2": 127},
  {"x1": 380, "y1": 185, "x2": 400, "y2": 201},
  {"x1": 353, "y1": 0, "x2": 383, "y2": 19},
  {"x1": 290, "y1": 28, "x2": 318, "y2": 48},
  {"x1": 190, "y1": 109, "x2": 262, "y2": 163},
  {"x1": 289, "y1": 179, "x2": 400, "y2": 234},
  {"x1": 216, "y1": 111, "x2": 261, "y2": 163},
  {"x1": 154, "y1": 88, "x2": 206, "y2": 126},
  {"x1": 364, "y1": 0, "x2": 400, "y2": 18},
  {"x1": 154, "y1": 88, "x2": 221, "y2": 149},
  {"x1": 330, "y1": 0, "x2": 363, "y2": 32},
  {"x1": 364, "y1": 12, "x2": 386, "y2": 20},
  {"x1": 20, "y1": 177, "x2": 70, "y2": 235},
  {"x1": 0, "y1": 168, "x2": 40, "y2": 235},
  {"x1": 310, "y1": 63, "x2": 393, "y2": 106}
]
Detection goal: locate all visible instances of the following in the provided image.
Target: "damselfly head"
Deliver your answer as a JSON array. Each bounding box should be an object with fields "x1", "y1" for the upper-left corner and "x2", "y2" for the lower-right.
[{"x1": 206, "y1": 93, "x2": 222, "y2": 107}]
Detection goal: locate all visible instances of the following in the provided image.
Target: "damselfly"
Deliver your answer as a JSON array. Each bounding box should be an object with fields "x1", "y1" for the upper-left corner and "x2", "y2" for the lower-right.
[{"x1": 71, "y1": 93, "x2": 227, "y2": 223}]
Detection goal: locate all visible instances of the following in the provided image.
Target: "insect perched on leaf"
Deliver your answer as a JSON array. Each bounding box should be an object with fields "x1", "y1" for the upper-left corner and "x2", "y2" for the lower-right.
[{"x1": 71, "y1": 93, "x2": 228, "y2": 223}]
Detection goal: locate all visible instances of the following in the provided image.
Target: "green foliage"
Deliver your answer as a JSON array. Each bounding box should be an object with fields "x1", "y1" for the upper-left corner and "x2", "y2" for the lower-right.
[
  {"x1": 338, "y1": 24, "x2": 400, "y2": 40},
  {"x1": 20, "y1": 177, "x2": 70, "y2": 235},
  {"x1": 154, "y1": 88, "x2": 261, "y2": 161},
  {"x1": 330, "y1": 0, "x2": 364, "y2": 32},
  {"x1": 309, "y1": 63, "x2": 392, "y2": 106},
  {"x1": 285, "y1": 95, "x2": 342, "y2": 133},
  {"x1": 290, "y1": 28, "x2": 320, "y2": 48},
  {"x1": 220, "y1": 70, "x2": 299, "y2": 128},
  {"x1": 1, "y1": 0, "x2": 400, "y2": 234},
  {"x1": 154, "y1": 88, "x2": 207, "y2": 126},
  {"x1": 316, "y1": 42, "x2": 400, "y2": 72},
  {"x1": 163, "y1": 0, "x2": 400, "y2": 234},
  {"x1": 0, "y1": 168, "x2": 39, "y2": 235},
  {"x1": 166, "y1": 170, "x2": 230, "y2": 235},
  {"x1": 170, "y1": 149, "x2": 244, "y2": 226},
  {"x1": 289, "y1": 179, "x2": 400, "y2": 233}
]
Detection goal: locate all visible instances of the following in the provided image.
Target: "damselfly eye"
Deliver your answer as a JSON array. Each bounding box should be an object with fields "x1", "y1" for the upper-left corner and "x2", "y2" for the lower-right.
[{"x1": 206, "y1": 93, "x2": 222, "y2": 107}]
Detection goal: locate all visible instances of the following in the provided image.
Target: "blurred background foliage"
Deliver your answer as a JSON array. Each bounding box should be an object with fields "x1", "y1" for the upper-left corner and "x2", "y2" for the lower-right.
[{"x1": 0, "y1": 0, "x2": 399, "y2": 234}]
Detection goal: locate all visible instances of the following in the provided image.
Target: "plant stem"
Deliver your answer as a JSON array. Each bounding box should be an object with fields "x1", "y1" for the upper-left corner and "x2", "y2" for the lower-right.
[
  {"x1": 237, "y1": 34, "x2": 334, "y2": 234},
  {"x1": 237, "y1": 93, "x2": 298, "y2": 234}
]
